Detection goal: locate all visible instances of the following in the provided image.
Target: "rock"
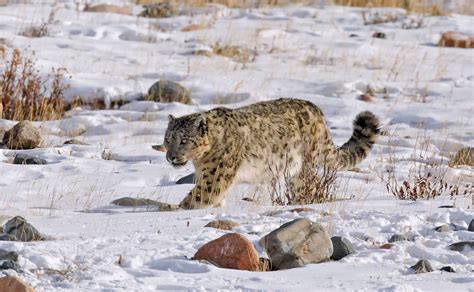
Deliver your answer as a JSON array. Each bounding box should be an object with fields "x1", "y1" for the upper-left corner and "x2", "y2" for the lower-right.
[
  {"x1": 84, "y1": 4, "x2": 130, "y2": 15},
  {"x1": 440, "y1": 266, "x2": 456, "y2": 273},
  {"x1": 63, "y1": 139, "x2": 89, "y2": 145},
  {"x1": 3, "y1": 121, "x2": 42, "y2": 150},
  {"x1": 330, "y1": 236, "x2": 355, "y2": 260},
  {"x1": 448, "y1": 241, "x2": 474, "y2": 252},
  {"x1": 0, "y1": 261, "x2": 22, "y2": 272},
  {"x1": 176, "y1": 173, "x2": 195, "y2": 184},
  {"x1": 111, "y1": 197, "x2": 162, "y2": 206},
  {"x1": 288, "y1": 207, "x2": 315, "y2": 213},
  {"x1": 372, "y1": 32, "x2": 386, "y2": 39},
  {"x1": 151, "y1": 144, "x2": 167, "y2": 152},
  {"x1": 205, "y1": 220, "x2": 240, "y2": 231},
  {"x1": 0, "y1": 249, "x2": 19, "y2": 262},
  {"x1": 358, "y1": 94, "x2": 373, "y2": 102},
  {"x1": 380, "y1": 243, "x2": 395, "y2": 249},
  {"x1": 438, "y1": 205, "x2": 454, "y2": 208},
  {"x1": 259, "y1": 218, "x2": 333, "y2": 270},
  {"x1": 438, "y1": 31, "x2": 474, "y2": 49},
  {"x1": 449, "y1": 147, "x2": 474, "y2": 167},
  {"x1": 2, "y1": 216, "x2": 42, "y2": 242},
  {"x1": 0, "y1": 276, "x2": 35, "y2": 292},
  {"x1": 388, "y1": 234, "x2": 408, "y2": 243},
  {"x1": 145, "y1": 80, "x2": 191, "y2": 104},
  {"x1": 13, "y1": 153, "x2": 47, "y2": 165},
  {"x1": 139, "y1": 3, "x2": 176, "y2": 18},
  {"x1": 434, "y1": 224, "x2": 450, "y2": 232},
  {"x1": 194, "y1": 233, "x2": 259, "y2": 271},
  {"x1": 0, "y1": 234, "x2": 16, "y2": 241},
  {"x1": 410, "y1": 260, "x2": 434, "y2": 274},
  {"x1": 469, "y1": 219, "x2": 474, "y2": 232}
]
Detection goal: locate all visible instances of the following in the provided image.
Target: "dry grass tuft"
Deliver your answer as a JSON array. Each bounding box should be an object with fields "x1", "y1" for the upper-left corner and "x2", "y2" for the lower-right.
[
  {"x1": 0, "y1": 48, "x2": 70, "y2": 121},
  {"x1": 333, "y1": 0, "x2": 447, "y2": 15},
  {"x1": 211, "y1": 42, "x2": 256, "y2": 64},
  {"x1": 20, "y1": 7, "x2": 57, "y2": 38}
]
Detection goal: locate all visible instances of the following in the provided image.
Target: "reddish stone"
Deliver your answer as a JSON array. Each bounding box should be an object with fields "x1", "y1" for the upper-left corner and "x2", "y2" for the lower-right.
[
  {"x1": 438, "y1": 31, "x2": 474, "y2": 49},
  {"x1": 380, "y1": 243, "x2": 395, "y2": 249},
  {"x1": 0, "y1": 276, "x2": 35, "y2": 292},
  {"x1": 194, "y1": 233, "x2": 259, "y2": 271}
]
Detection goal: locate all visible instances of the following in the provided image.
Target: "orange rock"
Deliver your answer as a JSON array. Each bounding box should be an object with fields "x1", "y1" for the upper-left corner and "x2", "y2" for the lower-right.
[
  {"x1": 180, "y1": 24, "x2": 208, "y2": 32},
  {"x1": 0, "y1": 276, "x2": 35, "y2": 292},
  {"x1": 194, "y1": 233, "x2": 259, "y2": 271},
  {"x1": 438, "y1": 31, "x2": 474, "y2": 49},
  {"x1": 380, "y1": 243, "x2": 395, "y2": 249},
  {"x1": 84, "y1": 4, "x2": 130, "y2": 15}
]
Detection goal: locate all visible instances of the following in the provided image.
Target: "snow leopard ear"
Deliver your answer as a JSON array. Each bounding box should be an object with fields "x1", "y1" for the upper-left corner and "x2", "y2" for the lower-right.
[
  {"x1": 168, "y1": 115, "x2": 175, "y2": 122},
  {"x1": 195, "y1": 115, "x2": 207, "y2": 136}
]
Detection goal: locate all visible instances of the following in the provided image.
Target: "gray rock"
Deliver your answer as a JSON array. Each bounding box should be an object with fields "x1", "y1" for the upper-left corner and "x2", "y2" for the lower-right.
[
  {"x1": 331, "y1": 236, "x2": 355, "y2": 260},
  {"x1": 388, "y1": 234, "x2": 408, "y2": 243},
  {"x1": 63, "y1": 139, "x2": 89, "y2": 145},
  {"x1": 3, "y1": 121, "x2": 42, "y2": 150},
  {"x1": 13, "y1": 153, "x2": 47, "y2": 165},
  {"x1": 2, "y1": 216, "x2": 42, "y2": 241},
  {"x1": 434, "y1": 225, "x2": 450, "y2": 232},
  {"x1": 440, "y1": 266, "x2": 455, "y2": 273},
  {"x1": 0, "y1": 249, "x2": 19, "y2": 262},
  {"x1": 410, "y1": 260, "x2": 433, "y2": 273},
  {"x1": 448, "y1": 241, "x2": 474, "y2": 252},
  {"x1": 176, "y1": 173, "x2": 195, "y2": 184},
  {"x1": 145, "y1": 80, "x2": 191, "y2": 104},
  {"x1": 259, "y1": 218, "x2": 333, "y2": 270},
  {"x1": 0, "y1": 260, "x2": 22, "y2": 272},
  {"x1": 468, "y1": 219, "x2": 474, "y2": 232},
  {"x1": 0, "y1": 234, "x2": 16, "y2": 241},
  {"x1": 111, "y1": 197, "x2": 162, "y2": 206}
]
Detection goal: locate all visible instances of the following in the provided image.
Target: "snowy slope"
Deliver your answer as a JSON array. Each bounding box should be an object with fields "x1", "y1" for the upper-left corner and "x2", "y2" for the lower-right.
[{"x1": 0, "y1": 1, "x2": 473, "y2": 291}]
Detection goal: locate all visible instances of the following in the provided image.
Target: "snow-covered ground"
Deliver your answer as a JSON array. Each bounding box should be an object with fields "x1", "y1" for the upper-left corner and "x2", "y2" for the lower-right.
[{"x1": 0, "y1": 1, "x2": 473, "y2": 291}]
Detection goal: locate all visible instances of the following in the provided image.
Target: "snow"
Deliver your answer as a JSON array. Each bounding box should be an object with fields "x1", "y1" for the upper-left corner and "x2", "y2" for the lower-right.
[{"x1": 0, "y1": 1, "x2": 473, "y2": 291}]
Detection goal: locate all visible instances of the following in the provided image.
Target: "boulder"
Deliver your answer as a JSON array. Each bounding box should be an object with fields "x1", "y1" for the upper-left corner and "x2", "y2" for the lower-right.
[
  {"x1": 176, "y1": 173, "x2": 195, "y2": 184},
  {"x1": 2, "y1": 216, "x2": 42, "y2": 242},
  {"x1": 448, "y1": 241, "x2": 474, "y2": 252},
  {"x1": 259, "y1": 218, "x2": 333, "y2": 270},
  {"x1": 330, "y1": 236, "x2": 355, "y2": 260},
  {"x1": 438, "y1": 32, "x2": 474, "y2": 49},
  {"x1": 0, "y1": 249, "x2": 19, "y2": 262},
  {"x1": 145, "y1": 80, "x2": 191, "y2": 104},
  {"x1": 84, "y1": 4, "x2": 130, "y2": 15},
  {"x1": 469, "y1": 219, "x2": 474, "y2": 232},
  {"x1": 194, "y1": 233, "x2": 259, "y2": 271},
  {"x1": 204, "y1": 220, "x2": 240, "y2": 231},
  {"x1": 449, "y1": 147, "x2": 474, "y2": 167},
  {"x1": 3, "y1": 121, "x2": 41, "y2": 150},
  {"x1": 0, "y1": 276, "x2": 35, "y2": 292},
  {"x1": 410, "y1": 260, "x2": 433, "y2": 274},
  {"x1": 13, "y1": 153, "x2": 47, "y2": 165},
  {"x1": 139, "y1": 3, "x2": 176, "y2": 18},
  {"x1": 388, "y1": 234, "x2": 408, "y2": 243},
  {"x1": 440, "y1": 266, "x2": 455, "y2": 273}
]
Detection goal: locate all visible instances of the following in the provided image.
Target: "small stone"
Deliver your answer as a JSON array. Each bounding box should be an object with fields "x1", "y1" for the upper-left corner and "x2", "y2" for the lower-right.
[
  {"x1": 0, "y1": 276, "x2": 35, "y2": 292},
  {"x1": 410, "y1": 260, "x2": 433, "y2": 274},
  {"x1": 388, "y1": 234, "x2": 408, "y2": 243},
  {"x1": 287, "y1": 207, "x2": 315, "y2": 213},
  {"x1": 0, "y1": 249, "x2": 19, "y2": 262},
  {"x1": 434, "y1": 225, "x2": 450, "y2": 232},
  {"x1": 194, "y1": 233, "x2": 260, "y2": 271},
  {"x1": 0, "y1": 260, "x2": 22, "y2": 272},
  {"x1": 448, "y1": 241, "x2": 474, "y2": 252},
  {"x1": 2, "y1": 216, "x2": 42, "y2": 242},
  {"x1": 63, "y1": 139, "x2": 89, "y2": 145},
  {"x1": 259, "y1": 218, "x2": 333, "y2": 270},
  {"x1": 440, "y1": 266, "x2": 456, "y2": 273},
  {"x1": 111, "y1": 197, "x2": 162, "y2": 206},
  {"x1": 330, "y1": 236, "x2": 355, "y2": 260},
  {"x1": 176, "y1": 173, "x2": 195, "y2": 184},
  {"x1": 145, "y1": 80, "x2": 191, "y2": 104},
  {"x1": 205, "y1": 220, "x2": 240, "y2": 231},
  {"x1": 438, "y1": 205, "x2": 454, "y2": 208},
  {"x1": 372, "y1": 32, "x2": 386, "y2": 39},
  {"x1": 468, "y1": 219, "x2": 474, "y2": 232},
  {"x1": 13, "y1": 153, "x2": 47, "y2": 165},
  {"x1": 380, "y1": 243, "x2": 395, "y2": 249},
  {"x1": 3, "y1": 121, "x2": 42, "y2": 150},
  {"x1": 358, "y1": 94, "x2": 373, "y2": 102}
]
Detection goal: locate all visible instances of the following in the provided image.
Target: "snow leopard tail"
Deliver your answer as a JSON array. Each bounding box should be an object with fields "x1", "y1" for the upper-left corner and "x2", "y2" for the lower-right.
[{"x1": 331, "y1": 111, "x2": 380, "y2": 170}]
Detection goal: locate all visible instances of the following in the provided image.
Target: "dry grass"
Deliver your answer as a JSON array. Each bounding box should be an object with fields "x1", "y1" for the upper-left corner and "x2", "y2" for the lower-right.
[
  {"x1": 332, "y1": 0, "x2": 447, "y2": 15},
  {"x1": 0, "y1": 48, "x2": 70, "y2": 121},
  {"x1": 211, "y1": 42, "x2": 257, "y2": 64},
  {"x1": 136, "y1": 0, "x2": 315, "y2": 8},
  {"x1": 20, "y1": 7, "x2": 57, "y2": 38}
]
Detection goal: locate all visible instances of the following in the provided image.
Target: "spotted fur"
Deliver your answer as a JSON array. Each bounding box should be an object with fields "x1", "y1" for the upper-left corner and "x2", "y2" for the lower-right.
[{"x1": 163, "y1": 98, "x2": 380, "y2": 209}]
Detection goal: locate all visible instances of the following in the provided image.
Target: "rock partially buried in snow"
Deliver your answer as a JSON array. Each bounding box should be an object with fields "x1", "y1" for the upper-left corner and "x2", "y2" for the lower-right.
[
  {"x1": 410, "y1": 260, "x2": 433, "y2": 274},
  {"x1": 0, "y1": 249, "x2": 19, "y2": 262},
  {"x1": 388, "y1": 234, "x2": 408, "y2": 243},
  {"x1": 380, "y1": 243, "x2": 395, "y2": 249},
  {"x1": 1, "y1": 216, "x2": 42, "y2": 242},
  {"x1": 448, "y1": 241, "x2": 474, "y2": 252},
  {"x1": 330, "y1": 236, "x2": 355, "y2": 260},
  {"x1": 63, "y1": 139, "x2": 89, "y2": 145},
  {"x1": 434, "y1": 224, "x2": 450, "y2": 232},
  {"x1": 3, "y1": 121, "x2": 41, "y2": 150},
  {"x1": 176, "y1": 173, "x2": 195, "y2": 184},
  {"x1": 0, "y1": 276, "x2": 35, "y2": 292},
  {"x1": 440, "y1": 266, "x2": 456, "y2": 273},
  {"x1": 205, "y1": 220, "x2": 240, "y2": 230},
  {"x1": 193, "y1": 233, "x2": 260, "y2": 271},
  {"x1": 259, "y1": 218, "x2": 333, "y2": 270},
  {"x1": 13, "y1": 153, "x2": 47, "y2": 165},
  {"x1": 438, "y1": 31, "x2": 474, "y2": 49},
  {"x1": 469, "y1": 219, "x2": 474, "y2": 232},
  {"x1": 146, "y1": 80, "x2": 191, "y2": 104},
  {"x1": 111, "y1": 197, "x2": 162, "y2": 206}
]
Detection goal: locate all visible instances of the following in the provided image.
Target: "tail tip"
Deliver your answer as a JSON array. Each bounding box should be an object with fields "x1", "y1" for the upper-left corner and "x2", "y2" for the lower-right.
[{"x1": 354, "y1": 111, "x2": 380, "y2": 137}]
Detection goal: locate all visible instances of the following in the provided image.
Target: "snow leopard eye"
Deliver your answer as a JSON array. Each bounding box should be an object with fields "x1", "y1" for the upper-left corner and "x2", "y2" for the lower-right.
[{"x1": 180, "y1": 138, "x2": 187, "y2": 145}]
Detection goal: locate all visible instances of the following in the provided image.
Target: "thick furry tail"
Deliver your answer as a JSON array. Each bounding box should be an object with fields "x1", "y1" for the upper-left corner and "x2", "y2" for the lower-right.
[{"x1": 333, "y1": 111, "x2": 380, "y2": 170}]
